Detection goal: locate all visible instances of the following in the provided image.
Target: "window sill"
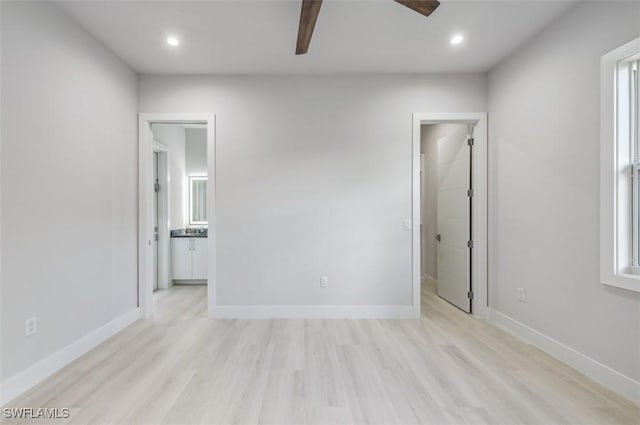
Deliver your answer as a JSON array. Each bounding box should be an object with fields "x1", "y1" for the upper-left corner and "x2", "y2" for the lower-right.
[{"x1": 601, "y1": 272, "x2": 640, "y2": 293}]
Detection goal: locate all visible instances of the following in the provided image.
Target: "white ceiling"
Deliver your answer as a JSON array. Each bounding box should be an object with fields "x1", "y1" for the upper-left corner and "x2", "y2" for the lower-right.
[{"x1": 56, "y1": 0, "x2": 577, "y2": 74}]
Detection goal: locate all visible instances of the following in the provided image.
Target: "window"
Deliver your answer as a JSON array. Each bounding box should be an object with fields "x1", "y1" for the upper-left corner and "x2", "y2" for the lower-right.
[
  {"x1": 620, "y1": 56, "x2": 640, "y2": 272},
  {"x1": 601, "y1": 37, "x2": 640, "y2": 292},
  {"x1": 630, "y1": 59, "x2": 640, "y2": 271}
]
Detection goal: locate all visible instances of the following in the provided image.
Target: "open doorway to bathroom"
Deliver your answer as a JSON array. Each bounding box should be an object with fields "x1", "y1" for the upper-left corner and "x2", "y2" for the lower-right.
[
  {"x1": 138, "y1": 114, "x2": 215, "y2": 319},
  {"x1": 150, "y1": 123, "x2": 208, "y2": 317}
]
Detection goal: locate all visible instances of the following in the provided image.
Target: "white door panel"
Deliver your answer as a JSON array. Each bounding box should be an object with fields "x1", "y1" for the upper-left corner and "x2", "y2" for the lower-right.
[
  {"x1": 436, "y1": 127, "x2": 472, "y2": 313},
  {"x1": 437, "y1": 245, "x2": 470, "y2": 310},
  {"x1": 438, "y1": 218, "x2": 468, "y2": 247},
  {"x1": 437, "y1": 189, "x2": 467, "y2": 218},
  {"x1": 438, "y1": 157, "x2": 469, "y2": 190},
  {"x1": 437, "y1": 126, "x2": 469, "y2": 162}
]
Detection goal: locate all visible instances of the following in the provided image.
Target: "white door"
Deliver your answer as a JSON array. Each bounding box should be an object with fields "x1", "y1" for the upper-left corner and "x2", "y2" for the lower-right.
[
  {"x1": 153, "y1": 152, "x2": 159, "y2": 291},
  {"x1": 172, "y1": 238, "x2": 192, "y2": 280},
  {"x1": 436, "y1": 127, "x2": 472, "y2": 313},
  {"x1": 192, "y1": 238, "x2": 208, "y2": 280}
]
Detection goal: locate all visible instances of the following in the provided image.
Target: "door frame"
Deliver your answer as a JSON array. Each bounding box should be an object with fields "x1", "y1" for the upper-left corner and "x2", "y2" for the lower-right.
[
  {"x1": 138, "y1": 113, "x2": 216, "y2": 318},
  {"x1": 152, "y1": 142, "x2": 170, "y2": 291},
  {"x1": 412, "y1": 113, "x2": 488, "y2": 319}
]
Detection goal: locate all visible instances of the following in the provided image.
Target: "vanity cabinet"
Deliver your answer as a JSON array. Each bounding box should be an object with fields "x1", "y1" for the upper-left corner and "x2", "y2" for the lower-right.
[
  {"x1": 172, "y1": 237, "x2": 207, "y2": 281},
  {"x1": 191, "y1": 238, "x2": 208, "y2": 280}
]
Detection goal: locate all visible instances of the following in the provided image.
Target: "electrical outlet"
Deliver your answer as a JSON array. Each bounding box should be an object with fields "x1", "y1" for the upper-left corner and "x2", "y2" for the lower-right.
[
  {"x1": 517, "y1": 288, "x2": 526, "y2": 302},
  {"x1": 25, "y1": 317, "x2": 37, "y2": 337},
  {"x1": 320, "y1": 275, "x2": 328, "y2": 288}
]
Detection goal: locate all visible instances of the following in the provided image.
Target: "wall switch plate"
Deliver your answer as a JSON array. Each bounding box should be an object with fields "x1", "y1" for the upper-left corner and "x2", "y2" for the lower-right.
[
  {"x1": 320, "y1": 276, "x2": 328, "y2": 287},
  {"x1": 517, "y1": 288, "x2": 526, "y2": 302},
  {"x1": 403, "y1": 219, "x2": 412, "y2": 231},
  {"x1": 25, "y1": 317, "x2": 37, "y2": 337}
]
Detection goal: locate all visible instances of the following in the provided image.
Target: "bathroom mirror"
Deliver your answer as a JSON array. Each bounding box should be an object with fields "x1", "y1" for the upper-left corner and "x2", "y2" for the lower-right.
[{"x1": 189, "y1": 176, "x2": 207, "y2": 225}]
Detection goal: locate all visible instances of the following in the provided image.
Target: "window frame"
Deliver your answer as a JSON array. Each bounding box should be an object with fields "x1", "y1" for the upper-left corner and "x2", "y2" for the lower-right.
[
  {"x1": 600, "y1": 37, "x2": 640, "y2": 292},
  {"x1": 632, "y1": 162, "x2": 640, "y2": 274},
  {"x1": 631, "y1": 60, "x2": 640, "y2": 273}
]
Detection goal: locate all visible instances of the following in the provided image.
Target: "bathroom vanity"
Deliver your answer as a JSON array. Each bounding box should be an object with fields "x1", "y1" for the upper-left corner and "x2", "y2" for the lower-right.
[{"x1": 171, "y1": 229, "x2": 207, "y2": 283}]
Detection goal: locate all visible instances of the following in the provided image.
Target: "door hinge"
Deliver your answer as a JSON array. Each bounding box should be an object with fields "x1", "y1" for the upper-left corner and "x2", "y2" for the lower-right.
[
  {"x1": 467, "y1": 138, "x2": 474, "y2": 146},
  {"x1": 154, "y1": 180, "x2": 160, "y2": 193},
  {"x1": 467, "y1": 240, "x2": 474, "y2": 248},
  {"x1": 467, "y1": 291, "x2": 474, "y2": 300},
  {"x1": 467, "y1": 188, "x2": 474, "y2": 197}
]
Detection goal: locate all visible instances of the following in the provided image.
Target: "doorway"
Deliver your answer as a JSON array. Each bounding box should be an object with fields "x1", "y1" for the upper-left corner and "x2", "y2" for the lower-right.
[
  {"x1": 412, "y1": 113, "x2": 488, "y2": 318},
  {"x1": 138, "y1": 114, "x2": 216, "y2": 318},
  {"x1": 421, "y1": 123, "x2": 474, "y2": 312}
]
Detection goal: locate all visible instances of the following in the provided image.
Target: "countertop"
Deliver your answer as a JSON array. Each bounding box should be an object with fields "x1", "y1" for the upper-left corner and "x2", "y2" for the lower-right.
[{"x1": 170, "y1": 229, "x2": 208, "y2": 238}]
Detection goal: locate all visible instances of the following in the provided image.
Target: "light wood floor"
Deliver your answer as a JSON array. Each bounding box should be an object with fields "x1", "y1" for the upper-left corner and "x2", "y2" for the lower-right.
[{"x1": 3, "y1": 282, "x2": 639, "y2": 425}]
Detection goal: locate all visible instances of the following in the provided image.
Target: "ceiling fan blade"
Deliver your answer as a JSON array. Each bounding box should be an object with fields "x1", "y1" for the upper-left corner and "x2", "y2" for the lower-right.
[
  {"x1": 296, "y1": 0, "x2": 323, "y2": 55},
  {"x1": 393, "y1": 0, "x2": 440, "y2": 17}
]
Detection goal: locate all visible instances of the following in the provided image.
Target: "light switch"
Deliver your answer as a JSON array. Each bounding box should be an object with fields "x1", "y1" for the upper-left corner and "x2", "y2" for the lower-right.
[
  {"x1": 25, "y1": 317, "x2": 37, "y2": 337},
  {"x1": 518, "y1": 288, "x2": 526, "y2": 302}
]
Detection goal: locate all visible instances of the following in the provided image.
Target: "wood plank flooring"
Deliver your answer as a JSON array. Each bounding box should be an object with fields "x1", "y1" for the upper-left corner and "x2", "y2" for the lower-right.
[{"x1": 3, "y1": 282, "x2": 639, "y2": 424}]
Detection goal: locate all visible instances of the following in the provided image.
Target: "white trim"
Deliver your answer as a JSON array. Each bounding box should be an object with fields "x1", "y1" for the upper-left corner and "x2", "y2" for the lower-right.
[
  {"x1": 601, "y1": 37, "x2": 640, "y2": 292},
  {"x1": 412, "y1": 113, "x2": 489, "y2": 319},
  {"x1": 152, "y1": 140, "x2": 168, "y2": 153},
  {"x1": 206, "y1": 120, "x2": 217, "y2": 317},
  {"x1": 210, "y1": 305, "x2": 414, "y2": 319},
  {"x1": 138, "y1": 113, "x2": 216, "y2": 318},
  {"x1": 0, "y1": 308, "x2": 140, "y2": 406},
  {"x1": 488, "y1": 308, "x2": 640, "y2": 404}
]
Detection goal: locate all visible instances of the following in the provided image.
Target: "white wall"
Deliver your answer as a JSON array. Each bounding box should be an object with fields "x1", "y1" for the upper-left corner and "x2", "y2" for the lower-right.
[
  {"x1": 0, "y1": 1, "x2": 138, "y2": 382},
  {"x1": 489, "y1": 0, "x2": 640, "y2": 383},
  {"x1": 185, "y1": 128, "x2": 207, "y2": 178},
  {"x1": 152, "y1": 124, "x2": 186, "y2": 230},
  {"x1": 139, "y1": 75, "x2": 486, "y2": 307}
]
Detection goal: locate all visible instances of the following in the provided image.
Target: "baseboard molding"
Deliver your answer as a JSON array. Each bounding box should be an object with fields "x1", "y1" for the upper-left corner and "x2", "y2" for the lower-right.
[
  {"x1": 422, "y1": 274, "x2": 436, "y2": 282},
  {"x1": 0, "y1": 308, "x2": 140, "y2": 406},
  {"x1": 210, "y1": 305, "x2": 416, "y2": 319},
  {"x1": 488, "y1": 308, "x2": 640, "y2": 404}
]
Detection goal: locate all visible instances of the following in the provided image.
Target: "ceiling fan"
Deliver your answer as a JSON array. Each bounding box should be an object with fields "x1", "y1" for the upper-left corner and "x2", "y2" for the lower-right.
[{"x1": 296, "y1": 0, "x2": 440, "y2": 55}]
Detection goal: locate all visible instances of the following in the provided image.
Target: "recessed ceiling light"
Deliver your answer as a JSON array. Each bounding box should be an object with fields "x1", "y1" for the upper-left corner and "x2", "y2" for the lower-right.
[
  {"x1": 166, "y1": 36, "x2": 180, "y2": 47},
  {"x1": 450, "y1": 34, "x2": 464, "y2": 45}
]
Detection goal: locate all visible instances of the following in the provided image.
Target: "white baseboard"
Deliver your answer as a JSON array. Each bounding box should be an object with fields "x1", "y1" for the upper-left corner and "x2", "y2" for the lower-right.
[
  {"x1": 0, "y1": 308, "x2": 140, "y2": 406},
  {"x1": 422, "y1": 274, "x2": 436, "y2": 282},
  {"x1": 210, "y1": 305, "x2": 416, "y2": 319},
  {"x1": 488, "y1": 308, "x2": 640, "y2": 404},
  {"x1": 422, "y1": 275, "x2": 437, "y2": 286}
]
